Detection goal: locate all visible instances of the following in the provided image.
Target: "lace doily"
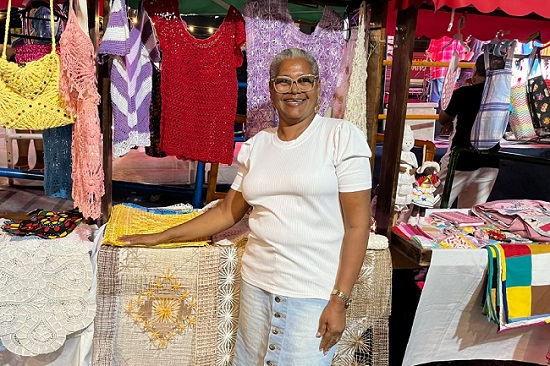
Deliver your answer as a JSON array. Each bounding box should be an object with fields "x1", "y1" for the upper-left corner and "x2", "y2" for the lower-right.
[{"x1": 0, "y1": 228, "x2": 95, "y2": 356}]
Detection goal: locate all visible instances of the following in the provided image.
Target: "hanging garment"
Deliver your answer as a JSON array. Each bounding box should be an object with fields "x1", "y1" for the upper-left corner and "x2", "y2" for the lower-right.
[
  {"x1": 470, "y1": 42, "x2": 516, "y2": 150},
  {"x1": 43, "y1": 124, "x2": 73, "y2": 199},
  {"x1": 440, "y1": 50, "x2": 460, "y2": 110},
  {"x1": 144, "y1": 0, "x2": 245, "y2": 165},
  {"x1": 243, "y1": 0, "x2": 345, "y2": 138},
  {"x1": 343, "y1": 2, "x2": 368, "y2": 136},
  {"x1": 59, "y1": 0, "x2": 104, "y2": 220},
  {"x1": 99, "y1": 0, "x2": 161, "y2": 158},
  {"x1": 0, "y1": 0, "x2": 74, "y2": 130},
  {"x1": 330, "y1": 27, "x2": 358, "y2": 119},
  {"x1": 145, "y1": 63, "x2": 166, "y2": 157},
  {"x1": 14, "y1": 43, "x2": 60, "y2": 64}
]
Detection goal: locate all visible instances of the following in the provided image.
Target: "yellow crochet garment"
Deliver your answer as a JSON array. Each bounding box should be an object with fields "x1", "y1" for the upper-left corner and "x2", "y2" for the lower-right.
[
  {"x1": 102, "y1": 204, "x2": 211, "y2": 248},
  {"x1": 0, "y1": 0, "x2": 74, "y2": 130}
]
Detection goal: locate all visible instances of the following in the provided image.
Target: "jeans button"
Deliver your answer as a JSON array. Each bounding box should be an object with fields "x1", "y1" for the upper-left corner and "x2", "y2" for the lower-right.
[
  {"x1": 274, "y1": 312, "x2": 281, "y2": 318},
  {"x1": 272, "y1": 328, "x2": 279, "y2": 334},
  {"x1": 269, "y1": 344, "x2": 276, "y2": 350},
  {"x1": 275, "y1": 296, "x2": 281, "y2": 303}
]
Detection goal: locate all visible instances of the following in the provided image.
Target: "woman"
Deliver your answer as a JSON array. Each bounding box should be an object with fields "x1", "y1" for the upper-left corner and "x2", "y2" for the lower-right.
[{"x1": 120, "y1": 48, "x2": 372, "y2": 365}]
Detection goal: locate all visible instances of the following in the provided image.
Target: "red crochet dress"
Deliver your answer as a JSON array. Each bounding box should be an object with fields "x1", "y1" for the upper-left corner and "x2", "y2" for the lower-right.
[{"x1": 145, "y1": 0, "x2": 245, "y2": 164}]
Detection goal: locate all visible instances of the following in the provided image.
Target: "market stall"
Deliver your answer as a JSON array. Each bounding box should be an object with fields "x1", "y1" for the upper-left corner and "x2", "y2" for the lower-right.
[
  {"x1": 374, "y1": 0, "x2": 550, "y2": 239},
  {"x1": 370, "y1": 1, "x2": 550, "y2": 364},
  {"x1": 0, "y1": 1, "x2": 395, "y2": 365}
]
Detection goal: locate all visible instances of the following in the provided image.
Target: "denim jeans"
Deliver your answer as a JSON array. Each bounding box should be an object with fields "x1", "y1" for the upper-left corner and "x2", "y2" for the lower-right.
[{"x1": 233, "y1": 280, "x2": 336, "y2": 366}]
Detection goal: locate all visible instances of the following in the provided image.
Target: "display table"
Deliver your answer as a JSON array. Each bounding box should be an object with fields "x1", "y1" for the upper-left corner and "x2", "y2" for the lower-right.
[
  {"x1": 93, "y1": 244, "x2": 393, "y2": 366},
  {"x1": 403, "y1": 249, "x2": 550, "y2": 366}
]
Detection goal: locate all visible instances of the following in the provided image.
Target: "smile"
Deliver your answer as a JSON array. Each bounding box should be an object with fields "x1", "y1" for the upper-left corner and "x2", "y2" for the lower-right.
[{"x1": 283, "y1": 98, "x2": 306, "y2": 105}]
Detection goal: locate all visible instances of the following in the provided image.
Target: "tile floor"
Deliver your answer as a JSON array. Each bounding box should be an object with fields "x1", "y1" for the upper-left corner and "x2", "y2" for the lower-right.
[{"x1": 0, "y1": 127, "x2": 240, "y2": 213}]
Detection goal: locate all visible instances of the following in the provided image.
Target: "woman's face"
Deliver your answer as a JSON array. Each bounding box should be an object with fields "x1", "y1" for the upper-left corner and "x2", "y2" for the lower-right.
[{"x1": 269, "y1": 57, "x2": 320, "y2": 127}]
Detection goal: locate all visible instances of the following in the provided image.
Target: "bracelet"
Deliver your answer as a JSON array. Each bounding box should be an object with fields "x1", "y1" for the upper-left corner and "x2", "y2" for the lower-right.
[{"x1": 331, "y1": 288, "x2": 352, "y2": 309}]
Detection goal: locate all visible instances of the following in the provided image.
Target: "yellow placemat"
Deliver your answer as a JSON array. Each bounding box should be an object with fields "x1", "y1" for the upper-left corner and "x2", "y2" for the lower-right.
[{"x1": 103, "y1": 204, "x2": 210, "y2": 248}]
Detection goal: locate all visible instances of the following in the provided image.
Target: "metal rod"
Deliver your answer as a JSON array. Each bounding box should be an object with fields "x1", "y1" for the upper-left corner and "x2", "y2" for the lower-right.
[{"x1": 383, "y1": 60, "x2": 475, "y2": 68}]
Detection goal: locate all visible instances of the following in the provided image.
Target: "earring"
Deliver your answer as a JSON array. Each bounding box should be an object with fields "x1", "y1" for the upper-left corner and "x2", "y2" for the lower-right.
[{"x1": 314, "y1": 104, "x2": 320, "y2": 113}]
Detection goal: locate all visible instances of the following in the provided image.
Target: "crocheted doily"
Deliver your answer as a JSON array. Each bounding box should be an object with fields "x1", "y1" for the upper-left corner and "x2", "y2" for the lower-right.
[{"x1": 0, "y1": 228, "x2": 95, "y2": 356}]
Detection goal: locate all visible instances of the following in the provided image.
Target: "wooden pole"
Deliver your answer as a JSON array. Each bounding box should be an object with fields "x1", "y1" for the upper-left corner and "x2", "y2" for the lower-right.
[
  {"x1": 366, "y1": 0, "x2": 388, "y2": 171},
  {"x1": 374, "y1": 6, "x2": 418, "y2": 237},
  {"x1": 100, "y1": 0, "x2": 113, "y2": 223}
]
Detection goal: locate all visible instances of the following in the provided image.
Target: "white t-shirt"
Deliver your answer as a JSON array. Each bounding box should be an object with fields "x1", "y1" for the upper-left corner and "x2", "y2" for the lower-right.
[{"x1": 231, "y1": 115, "x2": 372, "y2": 300}]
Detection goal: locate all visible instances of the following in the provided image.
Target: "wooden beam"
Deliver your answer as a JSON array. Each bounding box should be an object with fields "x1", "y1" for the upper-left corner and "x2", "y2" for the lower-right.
[
  {"x1": 366, "y1": 0, "x2": 388, "y2": 171},
  {"x1": 374, "y1": 6, "x2": 417, "y2": 237},
  {"x1": 100, "y1": 0, "x2": 113, "y2": 224}
]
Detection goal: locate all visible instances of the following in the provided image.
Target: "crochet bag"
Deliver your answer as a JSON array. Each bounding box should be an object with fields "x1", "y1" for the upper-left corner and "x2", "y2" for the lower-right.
[
  {"x1": 526, "y1": 49, "x2": 550, "y2": 130},
  {"x1": 509, "y1": 47, "x2": 537, "y2": 140},
  {"x1": 0, "y1": 0, "x2": 74, "y2": 130},
  {"x1": 509, "y1": 83, "x2": 537, "y2": 140},
  {"x1": 470, "y1": 41, "x2": 516, "y2": 150}
]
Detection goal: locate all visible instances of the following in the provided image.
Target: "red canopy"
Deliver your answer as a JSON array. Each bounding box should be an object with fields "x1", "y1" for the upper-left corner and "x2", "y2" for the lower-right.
[
  {"x1": 395, "y1": 0, "x2": 550, "y2": 19},
  {"x1": 387, "y1": 8, "x2": 550, "y2": 42}
]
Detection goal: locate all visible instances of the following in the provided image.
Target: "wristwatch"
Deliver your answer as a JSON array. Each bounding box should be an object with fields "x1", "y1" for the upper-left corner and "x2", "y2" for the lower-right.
[{"x1": 331, "y1": 288, "x2": 352, "y2": 309}]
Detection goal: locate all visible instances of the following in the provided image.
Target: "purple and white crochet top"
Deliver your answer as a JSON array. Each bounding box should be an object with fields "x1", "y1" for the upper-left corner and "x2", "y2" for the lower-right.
[
  {"x1": 243, "y1": 0, "x2": 345, "y2": 138},
  {"x1": 98, "y1": 0, "x2": 160, "y2": 158}
]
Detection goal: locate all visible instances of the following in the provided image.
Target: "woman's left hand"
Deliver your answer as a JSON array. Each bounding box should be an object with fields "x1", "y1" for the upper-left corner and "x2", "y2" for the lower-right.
[{"x1": 317, "y1": 299, "x2": 346, "y2": 355}]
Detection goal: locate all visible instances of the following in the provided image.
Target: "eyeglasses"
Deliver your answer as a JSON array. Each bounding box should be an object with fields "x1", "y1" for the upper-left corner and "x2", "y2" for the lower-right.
[{"x1": 271, "y1": 74, "x2": 318, "y2": 93}]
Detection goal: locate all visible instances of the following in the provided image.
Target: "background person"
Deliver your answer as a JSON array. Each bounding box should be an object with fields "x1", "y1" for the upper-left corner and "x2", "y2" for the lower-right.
[
  {"x1": 437, "y1": 53, "x2": 505, "y2": 208},
  {"x1": 120, "y1": 48, "x2": 372, "y2": 365}
]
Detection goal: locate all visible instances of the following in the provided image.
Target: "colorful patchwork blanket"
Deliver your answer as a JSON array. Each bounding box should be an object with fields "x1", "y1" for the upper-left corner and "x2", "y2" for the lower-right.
[{"x1": 484, "y1": 243, "x2": 550, "y2": 332}]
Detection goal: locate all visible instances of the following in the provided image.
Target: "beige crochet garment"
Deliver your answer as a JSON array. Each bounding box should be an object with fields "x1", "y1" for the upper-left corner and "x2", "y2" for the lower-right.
[{"x1": 343, "y1": 2, "x2": 369, "y2": 137}]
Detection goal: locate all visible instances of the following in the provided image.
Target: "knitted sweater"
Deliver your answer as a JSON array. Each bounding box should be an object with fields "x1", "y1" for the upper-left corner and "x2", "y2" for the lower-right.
[
  {"x1": 145, "y1": 0, "x2": 246, "y2": 164},
  {"x1": 243, "y1": 0, "x2": 345, "y2": 138},
  {"x1": 231, "y1": 115, "x2": 372, "y2": 300}
]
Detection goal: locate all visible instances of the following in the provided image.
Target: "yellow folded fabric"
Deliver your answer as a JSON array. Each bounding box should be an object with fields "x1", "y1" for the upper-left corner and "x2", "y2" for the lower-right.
[{"x1": 102, "y1": 204, "x2": 210, "y2": 248}]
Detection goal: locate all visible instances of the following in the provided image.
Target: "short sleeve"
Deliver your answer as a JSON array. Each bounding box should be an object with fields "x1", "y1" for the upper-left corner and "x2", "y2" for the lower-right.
[
  {"x1": 230, "y1": 138, "x2": 252, "y2": 192},
  {"x1": 333, "y1": 121, "x2": 373, "y2": 192},
  {"x1": 227, "y1": 6, "x2": 246, "y2": 68}
]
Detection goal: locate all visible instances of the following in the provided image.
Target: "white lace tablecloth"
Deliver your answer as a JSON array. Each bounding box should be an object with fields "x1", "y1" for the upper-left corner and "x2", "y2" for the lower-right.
[{"x1": 0, "y1": 225, "x2": 96, "y2": 357}]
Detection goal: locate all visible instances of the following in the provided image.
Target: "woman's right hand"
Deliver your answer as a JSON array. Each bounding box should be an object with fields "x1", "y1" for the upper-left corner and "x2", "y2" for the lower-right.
[{"x1": 118, "y1": 233, "x2": 165, "y2": 247}]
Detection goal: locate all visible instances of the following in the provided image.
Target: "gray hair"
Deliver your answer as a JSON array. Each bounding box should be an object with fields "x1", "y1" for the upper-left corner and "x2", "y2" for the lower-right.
[{"x1": 269, "y1": 48, "x2": 319, "y2": 79}]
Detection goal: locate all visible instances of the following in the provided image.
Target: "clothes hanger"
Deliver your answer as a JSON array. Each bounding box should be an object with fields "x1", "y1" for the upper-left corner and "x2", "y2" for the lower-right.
[
  {"x1": 488, "y1": 30, "x2": 511, "y2": 56},
  {"x1": 442, "y1": 13, "x2": 470, "y2": 52}
]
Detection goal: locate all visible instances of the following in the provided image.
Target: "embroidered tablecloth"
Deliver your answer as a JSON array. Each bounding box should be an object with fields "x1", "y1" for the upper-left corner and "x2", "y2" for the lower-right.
[
  {"x1": 93, "y1": 245, "x2": 243, "y2": 366},
  {"x1": 93, "y1": 242, "x2": 391, "y2": 366}
]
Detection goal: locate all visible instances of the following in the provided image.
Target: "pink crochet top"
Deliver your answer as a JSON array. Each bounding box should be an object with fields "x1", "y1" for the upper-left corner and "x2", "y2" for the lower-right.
[
  {"x1": 145, "y1": 0, "x2": 246, "y2": 164},
  {"x1": 59, "y1": 0, "x2": 104, "y2": 220}
]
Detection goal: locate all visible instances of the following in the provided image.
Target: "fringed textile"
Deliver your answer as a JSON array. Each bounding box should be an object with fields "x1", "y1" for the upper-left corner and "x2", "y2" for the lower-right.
[{"x1": 59, "y1": 0, "x2": 104, "y2": 219}]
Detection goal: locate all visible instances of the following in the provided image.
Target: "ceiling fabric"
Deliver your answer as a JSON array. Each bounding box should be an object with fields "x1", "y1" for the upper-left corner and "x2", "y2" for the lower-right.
[
  {"x1": 386, "y1": 8, "x2": 550, "y2": 42},
  {"x1": 394, "y1": 0, "x2": 550, "y2": 19},
  {"x1": 0, "y1": 1, "x2": 348, "y2": 24}
]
